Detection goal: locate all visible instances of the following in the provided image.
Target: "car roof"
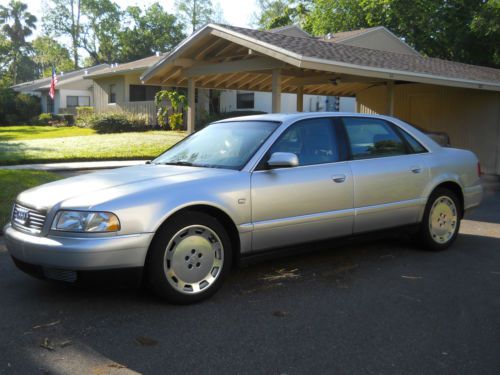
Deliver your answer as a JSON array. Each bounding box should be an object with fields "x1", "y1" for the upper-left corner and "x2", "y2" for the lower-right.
[{"x1": 214, "y1": 112, "x2": 395, "y2": 124}]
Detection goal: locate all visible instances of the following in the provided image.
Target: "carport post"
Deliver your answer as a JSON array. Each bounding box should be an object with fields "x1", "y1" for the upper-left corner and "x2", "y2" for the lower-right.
[
  {"x1": 386, "y1": 81, "x2": 394, "y2": 116},
  {"x1": 272, "y1": 69, "x2": 282, "y2": 113},
  {"x1": 187, "y1": 78, "x2": 195, "y2": 134},
  {"x1": 296, "y1": 86, "x2": 304, "y2": 112}
]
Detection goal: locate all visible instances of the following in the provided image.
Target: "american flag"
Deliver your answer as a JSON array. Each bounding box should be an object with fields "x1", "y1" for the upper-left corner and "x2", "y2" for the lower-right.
[{"x1": 49, "y1": 66, "x2": 57, "y2": 100}]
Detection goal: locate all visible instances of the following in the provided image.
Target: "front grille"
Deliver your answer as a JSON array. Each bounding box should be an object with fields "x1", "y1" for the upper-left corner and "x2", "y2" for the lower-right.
[{"x1": 11, "y1": 204, "x2": 47, "y2": 234}]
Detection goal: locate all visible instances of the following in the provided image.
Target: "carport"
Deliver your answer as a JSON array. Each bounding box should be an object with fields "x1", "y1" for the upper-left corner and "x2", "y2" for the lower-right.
[{"x1": 141, "y1": 24, "x2": 500, "y2": 175}]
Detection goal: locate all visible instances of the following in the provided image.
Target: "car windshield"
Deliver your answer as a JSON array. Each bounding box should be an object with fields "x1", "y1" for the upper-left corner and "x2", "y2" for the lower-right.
[{"x1": 153, "y1": 121, "x2": 280, "y2": 170}]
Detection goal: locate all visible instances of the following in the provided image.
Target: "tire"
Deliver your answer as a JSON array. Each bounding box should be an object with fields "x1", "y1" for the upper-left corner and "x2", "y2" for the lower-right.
[
  {"x1": 146, "y1": 211, "x2": 232, "y2": 304},
  {"x1": 418, "y1": 187, "x2": 462, "y2": 251}
]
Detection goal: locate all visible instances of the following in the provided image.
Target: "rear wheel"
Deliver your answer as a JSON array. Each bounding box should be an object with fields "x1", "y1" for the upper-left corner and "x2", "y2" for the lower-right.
[
  {"x1": 418, "y1": 187, "x2": 461, "y2": 251},
  {"x1": 147, "y1": 211, "x2": 232, "y2": 304}
]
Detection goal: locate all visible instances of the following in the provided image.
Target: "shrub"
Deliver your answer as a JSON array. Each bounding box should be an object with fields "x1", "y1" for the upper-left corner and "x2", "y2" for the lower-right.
[
  {"x1": 37, "y1": 113, "x2": 53, "y2": 125},
  {"x1": 60, "y1": 114, "x2": 75, "y2": 126},
  {"x1": 75, "y1": 106, "x2": 95, "y2": 128},
  {"x1": 88, "y1": 112, "x2": 149, "y2": 133},
  {"x1": 35, "y1": 113, "x2": 68, "y2": 127},
  {"x1": 0, "y1": 88, "x2": 41, "y2": 125}
]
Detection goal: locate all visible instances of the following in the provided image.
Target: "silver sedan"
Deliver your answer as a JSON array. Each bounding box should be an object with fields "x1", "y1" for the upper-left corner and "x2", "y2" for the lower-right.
[{"x1": 4, "y1": 113, "x2": 483, "y2": 303}]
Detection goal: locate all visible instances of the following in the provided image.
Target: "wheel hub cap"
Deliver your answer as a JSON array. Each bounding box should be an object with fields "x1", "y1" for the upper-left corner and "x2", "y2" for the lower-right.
[
  {"x1": 429, "y1": 196, "x2": 458, "y2": 244},
  {"x1": 164, "y1": 225, "x2": 223, "y2": 294}
]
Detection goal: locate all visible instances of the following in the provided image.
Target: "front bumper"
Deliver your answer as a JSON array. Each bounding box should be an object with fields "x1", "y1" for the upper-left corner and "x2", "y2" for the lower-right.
[{"x1": 4, "y1": 224, "x2": 155, "y2": 271}]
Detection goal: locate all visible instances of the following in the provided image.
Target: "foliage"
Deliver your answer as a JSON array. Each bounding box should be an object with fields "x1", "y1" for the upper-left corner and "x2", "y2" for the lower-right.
[
  {"x1": 0, "y1": 88, "x2": 40, "y2": 125},
  {"x1": 87, "y1": 112, "x2": 150, "y2": 134},
  {"x1": 34, "y1": 113, "x2": 69, "y2": 126},
  {"x1": 175, "y1": 0, "x2": 215, "y2": 33},
  {"x1": 0, "y1": 170, "x2": 61, "y2": 230},
  {"x1": 42, "y1": 0, "x2": 82, "y2": 68},
  {"x1": 32, "y1": 36, "x2": 74, "y2": 77},
  {"x1": 254, "y1": 0, "x2": 309, "y2": 30},
  {"x1": 75, "y1": 106, "x2": 95, "y2": 127},
  {"x1": 0, "y1": 0, "x2": 37, "y2": 84},
  {"x1": 155, "y1": 90, "x2": 187, "y2": 130},
  {"x1": 117, "y1": 3, "x2": 185, "y2": 62}
]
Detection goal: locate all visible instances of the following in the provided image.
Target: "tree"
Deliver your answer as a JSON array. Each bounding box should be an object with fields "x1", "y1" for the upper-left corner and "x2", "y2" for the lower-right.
[
  {"x1": 117, "y1": 3, "x2": 185, "y2": 62},
  {"x1": 42, "y1": 0, "x2": 82, "y2": 69},
  {"x1": 0, "y1": 0, "x2": 37, "y2": 84},
  {"x1": 80, "y1": 0, "x2": 121, "y2": 64},
  {"x1": 32, "y1": 36, "x2": 74, "y2": 77},
  {"x1": 254, "y1": 0, "x2": 309, "y2": 30},
  {"x1": 175, "y1": 0, "x2": 215, "y2": 33}
]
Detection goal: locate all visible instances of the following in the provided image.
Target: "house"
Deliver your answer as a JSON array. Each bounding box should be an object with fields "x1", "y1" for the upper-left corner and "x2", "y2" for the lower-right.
[
  {"x1": 11, "y1": 64, "x2": 109, "y2": 114},
  {"x1": 140, "y1": 23, "x2": 500, "y2": 175}
]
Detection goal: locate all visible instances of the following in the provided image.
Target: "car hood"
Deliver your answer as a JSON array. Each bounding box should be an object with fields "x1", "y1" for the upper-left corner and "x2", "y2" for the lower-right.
[{"x1": 16, "y1": 164, "x2": 236, "y2": 211}]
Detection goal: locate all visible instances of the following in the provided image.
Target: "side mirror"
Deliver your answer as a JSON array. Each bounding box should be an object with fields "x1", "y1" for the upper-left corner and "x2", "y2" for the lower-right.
[{"x1": 267, "y1": 152, "x2": 299, "y2": 168}]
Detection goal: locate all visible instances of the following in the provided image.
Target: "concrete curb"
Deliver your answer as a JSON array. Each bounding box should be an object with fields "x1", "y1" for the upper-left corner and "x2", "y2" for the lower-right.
[{"x1": 0, "y1": 160, "x2": 147, "y2": 172}]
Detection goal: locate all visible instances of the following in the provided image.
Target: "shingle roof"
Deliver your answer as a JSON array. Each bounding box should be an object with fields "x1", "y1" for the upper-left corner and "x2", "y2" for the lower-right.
[
  {"x1": 217, "y1": 24, "x2": 500, "y2": 85},
  {"x1": 86, "y1": 54, "x2": 165, "y2": 79},
  {"x1": 319, "y1": 27, "x2": 380, "y2": 43}
]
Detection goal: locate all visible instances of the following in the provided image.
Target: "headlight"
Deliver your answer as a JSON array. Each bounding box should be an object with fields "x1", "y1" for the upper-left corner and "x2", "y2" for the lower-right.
[{"x1": 51, "y1": 211, "x2": 120, "y2": 232}]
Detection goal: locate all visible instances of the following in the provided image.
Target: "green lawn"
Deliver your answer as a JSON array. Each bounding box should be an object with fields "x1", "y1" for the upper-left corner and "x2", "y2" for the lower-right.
[
  {"x1": 0, "y1": 170, "x2": 62, "y2": 230},
  {"x1": 0, "y1": 129, "x2": 186, "y2": 165},
  {"x1": 0, "y1": 126, "x2": 95, "y2": 141}
]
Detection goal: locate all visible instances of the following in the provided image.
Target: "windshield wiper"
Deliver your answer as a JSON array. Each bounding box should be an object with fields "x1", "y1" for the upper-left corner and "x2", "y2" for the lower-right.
[{"x1": 159, "y1": 161, "x2": 196, "y2": 166}]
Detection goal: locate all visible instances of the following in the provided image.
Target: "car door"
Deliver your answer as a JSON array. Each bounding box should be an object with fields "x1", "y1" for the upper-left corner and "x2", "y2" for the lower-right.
[
  {"x1": 250, "y1": 117, "x2": 354, "y2": 252},
  {"x1": 341, "y1": 117, "x2": 429, "y2": 233}
]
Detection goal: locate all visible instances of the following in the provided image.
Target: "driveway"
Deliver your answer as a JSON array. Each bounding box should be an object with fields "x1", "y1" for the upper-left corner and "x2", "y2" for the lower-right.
[{"x1": 0, "y1": 183, "x2": 499, "y2": 374}]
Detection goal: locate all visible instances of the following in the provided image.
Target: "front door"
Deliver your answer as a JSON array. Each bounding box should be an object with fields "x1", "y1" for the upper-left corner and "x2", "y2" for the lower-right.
[{"x1": 251, "y1": 118, "x2": 354, "y2": 252}]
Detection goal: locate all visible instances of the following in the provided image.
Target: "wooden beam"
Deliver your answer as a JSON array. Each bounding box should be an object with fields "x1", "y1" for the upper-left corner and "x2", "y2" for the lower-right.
[
  {"x1": 297, "y1": 86, "x2": 303, "y2": 112},
  {"x1": 187, "y1": 78, "x2": 195, "y2": 134},
  {"x1": 272, "y1": 68, "x2": 282, "y2": 113},
  {"x1": 386, "y1": 81, "x2": 394, "y2": 115},
  {"x1": 183, "y1": 57, "x2": 284, "y2": 78}
]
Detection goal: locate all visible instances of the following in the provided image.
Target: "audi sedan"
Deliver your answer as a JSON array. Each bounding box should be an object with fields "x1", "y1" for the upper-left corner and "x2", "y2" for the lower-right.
[{"x1": 4, "y1": 113, "x2": 483, "y2": 303}]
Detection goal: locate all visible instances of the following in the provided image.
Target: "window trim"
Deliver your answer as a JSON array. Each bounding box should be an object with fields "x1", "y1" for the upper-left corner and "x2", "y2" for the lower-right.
[{"x1": 254, "y1": 117, "x2": 345, "y2": 171}]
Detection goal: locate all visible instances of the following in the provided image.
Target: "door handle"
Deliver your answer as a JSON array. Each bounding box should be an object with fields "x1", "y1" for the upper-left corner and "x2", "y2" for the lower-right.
[
  {"x1": 332, "y1": 174, "x2": 346, "y2": 183},
  {"x1": 410, "y1": 166, "x2": 422, "y2": 174}
]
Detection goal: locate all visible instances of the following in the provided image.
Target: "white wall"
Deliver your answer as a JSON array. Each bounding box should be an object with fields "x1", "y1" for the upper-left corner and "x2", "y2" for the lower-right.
[{"x1": 219, "y1": 90, "x2": 356, "y2": 113}]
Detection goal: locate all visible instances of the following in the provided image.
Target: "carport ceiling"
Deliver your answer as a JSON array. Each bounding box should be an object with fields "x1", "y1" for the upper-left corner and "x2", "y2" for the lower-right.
[{"x1": 142, "y1": 24, "x2": 500, "y2": 95}]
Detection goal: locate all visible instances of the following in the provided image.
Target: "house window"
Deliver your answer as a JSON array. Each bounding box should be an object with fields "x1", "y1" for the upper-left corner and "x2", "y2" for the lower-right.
[
  {"x1": 236, "y1": 92, "x2": 254, "y2": 109},
  {"x1": 129, "y1": 85, "x2": 161, "y2": 102},
  {"x1": 109, "y1": 84, "x2": 116, "y2": 103},
  {"x1": 66, "y1": 96, "x2": 90, "y2": 107}
]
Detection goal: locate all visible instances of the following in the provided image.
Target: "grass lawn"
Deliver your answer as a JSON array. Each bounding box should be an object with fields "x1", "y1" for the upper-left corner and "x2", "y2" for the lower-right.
[
  {"x1": 0, "y1": 126, "x2": 95, "y2": 141},
  {"x1": 0, "y1": 170, "x2": 61, "y2": 230},
  {"x1": 0, "y1": 128, "x2": 186, "y2": 165}
]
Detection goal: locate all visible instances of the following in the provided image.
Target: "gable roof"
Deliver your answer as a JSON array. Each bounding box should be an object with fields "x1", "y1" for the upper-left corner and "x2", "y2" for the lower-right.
[
  {"x1": 320, "y1": 26, "x2": 419, "y2": 56},
  {"x1": 269, "y1": 24, "x2": 311, "y2": 38},
  {"x1": 85, "y1": 54, "x2": 165, "y2": 79},
  {"x1": 12, "y1": 64, "x2": 109, "y2": 92}
]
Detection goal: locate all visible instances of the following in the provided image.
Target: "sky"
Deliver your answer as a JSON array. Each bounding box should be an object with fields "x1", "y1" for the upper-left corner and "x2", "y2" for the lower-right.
[{"x1": 0, "y1": 0, "x2": 259, "y2": 37}]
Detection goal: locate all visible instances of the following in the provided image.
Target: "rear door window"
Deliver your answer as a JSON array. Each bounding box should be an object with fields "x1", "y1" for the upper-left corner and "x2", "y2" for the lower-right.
[{"x1": 342, "y1": 117, "x2": 407, "y2": 160}]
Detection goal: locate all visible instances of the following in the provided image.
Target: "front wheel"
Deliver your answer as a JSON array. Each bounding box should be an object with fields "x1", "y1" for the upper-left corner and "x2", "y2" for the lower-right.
[
  {"x1": 147, "y1": 211, "x2": 232, "y2": 304},
  {"x1": 418, "y1": 187, "x2": 461, "y2": 251}
]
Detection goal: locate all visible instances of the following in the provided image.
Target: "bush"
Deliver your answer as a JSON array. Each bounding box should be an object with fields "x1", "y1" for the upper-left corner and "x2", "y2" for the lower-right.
[
  {"x1": 75, "y1": 106, "x2": 95, "y2": 128},
  {"x1": 88, "y1": 112, "x2": 149, "y2": 133},
  {"x1": 37, "y1": 113, "x2": 53, "y2": 125},
  {"x1": 0, "y1": 88, "x2": 41, "y2": 125},
  {"x1": 35, "y1": 113, "x2": 68, "y2": 127},
  {"x1": 60, "y1": 114, "x2": 75, "y2": 126}
]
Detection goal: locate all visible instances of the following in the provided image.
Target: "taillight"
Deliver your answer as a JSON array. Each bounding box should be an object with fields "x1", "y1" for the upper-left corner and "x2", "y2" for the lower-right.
[{"x1": 477, "y1": 162, "x2": 482, "y2": 177}]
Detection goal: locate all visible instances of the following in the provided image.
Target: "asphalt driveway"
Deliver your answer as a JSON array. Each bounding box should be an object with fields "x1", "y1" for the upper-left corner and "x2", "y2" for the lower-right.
[{"x1": 0, "y1": 182, "x2": 499, "y2": 374}]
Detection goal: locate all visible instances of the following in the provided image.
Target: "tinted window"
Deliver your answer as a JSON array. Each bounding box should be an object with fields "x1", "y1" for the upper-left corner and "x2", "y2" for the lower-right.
[
  {"x1": 269, "y1": 118, "x2": 339, "y2": 166},
  {"x1": 399, "y1": 129, "x2": 427, "y2": 153},
  {"x1": 343, "y1": 117, "x2": 406, "y2": 160},
  {"x1": 236, "y1": 93, "x2": 254, "y2": 109}
]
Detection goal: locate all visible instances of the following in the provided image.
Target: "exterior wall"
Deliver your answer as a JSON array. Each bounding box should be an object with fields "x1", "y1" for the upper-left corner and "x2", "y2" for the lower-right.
[
  {"x1": 219, "y1": 90, "x2": 356, "y2": 113},
  {"x1": 92, "y1": 75, "x2": 126, "y2": 113},
  {"x1": 357, "y1": 83, "x2": 500, "y2": 175},
  {"x1": 341, "y1": 29, "x2": 419, "y2": 55}
]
